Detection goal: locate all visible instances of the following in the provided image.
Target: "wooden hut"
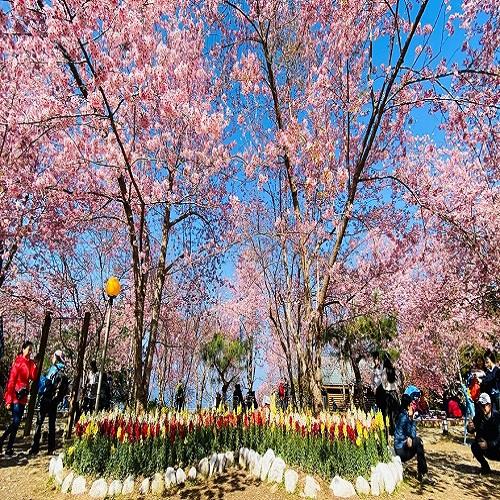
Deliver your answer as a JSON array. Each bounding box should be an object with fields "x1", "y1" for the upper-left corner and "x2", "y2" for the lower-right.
[{"x1": 321, "y1": 356, "x2": 355, "y2": 411}]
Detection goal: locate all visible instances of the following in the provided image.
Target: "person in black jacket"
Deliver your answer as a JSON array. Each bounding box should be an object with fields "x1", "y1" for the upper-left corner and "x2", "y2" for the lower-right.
[
  {"x1": 480, "y1": 350, "x2": 499, "y2": 412},
  {"x1": 467, "y1": 392, "x2": 500, "y2": 474},
  {"x1": 232, "y1": 383, "x2": 246, "y2": 412}
]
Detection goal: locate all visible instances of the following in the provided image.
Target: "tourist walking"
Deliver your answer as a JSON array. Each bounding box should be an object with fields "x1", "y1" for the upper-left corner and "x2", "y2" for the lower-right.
[
  {"x1": 467, "y1": 393, "x2": 500, "y2": 474},
  {"x1": 394, "y1": 393, "x2": 432, "y2": 483},
  {"x1": 0, "y1": 341, "x2": 37, "y2": 456},
  {"x1": 29, "y1": 350, "x2": 68, "y2": 456}
]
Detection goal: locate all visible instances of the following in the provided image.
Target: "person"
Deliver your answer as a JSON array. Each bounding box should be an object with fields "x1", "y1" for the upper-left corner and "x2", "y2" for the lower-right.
[
  {"x1": 394, "y1": 393, "x2": 431, "y2": 483},
  {"x1": 0, "y1": 341, "x2": 37, "y2": 456},
  {"x1": 447, "y1": 398, "x2": 463, "y2": 418},
  {"x1": 372, "y1": 352, "x2": 385, "y2": 412},
  {"x1": 175, "y1": 381, "x2": 184, "y2": 412},
  {"x1": 382, "y1": 357, "x2": 400, "y2": 436},
  {"x1": 469, "y1": 372, "x2": 481, "y2": 404},
  {"x1": 214, "y1": 392, "x2": 222, "y2": 410},
  {"x1": 467, "y1": 393, "x2": 500, "y2": 474},
  {"x1": 481, "y1": 350, "x2": 500, "y2": 412},
  {"x1": 232, "y1": 383, "x2": 246, "y2": 412},
  {"x1": 245, "y1": 390, "x2": 258, "y2": 410},
  {"x1": 81, "y1": 360, "x2": 99, "y2": 413},
  {"x1": 29, "y1": 350, "x2": 68, "y2": 456},
  {"x1": 278, "y1": 381, "x2": 287, "y2": 410}
]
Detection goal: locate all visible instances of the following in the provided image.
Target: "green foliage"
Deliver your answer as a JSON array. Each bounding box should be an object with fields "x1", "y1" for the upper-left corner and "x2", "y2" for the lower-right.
[
  {"x1": 201, "y1": 332, "x2": 249, "y2": 387},
  {"x1": 325, "y1": 315, "x2": 397, "y2": 345}
]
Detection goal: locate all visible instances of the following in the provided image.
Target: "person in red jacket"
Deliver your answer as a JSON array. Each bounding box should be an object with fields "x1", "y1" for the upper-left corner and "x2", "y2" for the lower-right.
[{"x1": 0, "y1": 341, "x2": 37, "y2": 456}]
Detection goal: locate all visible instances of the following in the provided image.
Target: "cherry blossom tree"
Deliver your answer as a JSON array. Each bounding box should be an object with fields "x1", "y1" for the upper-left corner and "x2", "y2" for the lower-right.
[
  {"x1": 3, "y1": 0, "x2": 233, "y2": 405},
  {"x1": 213, "y1": 0, "x2": 498, "y2": 408}
]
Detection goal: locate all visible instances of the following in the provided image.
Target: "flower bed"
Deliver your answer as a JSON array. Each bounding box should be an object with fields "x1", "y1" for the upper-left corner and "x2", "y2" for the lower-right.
[{"x1": 65, "y1": 406, "x2": 390, "y2": 481}]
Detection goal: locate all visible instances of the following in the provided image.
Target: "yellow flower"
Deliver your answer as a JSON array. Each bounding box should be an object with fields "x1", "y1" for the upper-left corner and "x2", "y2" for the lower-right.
[
  {"x1": 67, "y1": 446, "x2": 75, "y2": 457},
  {"x1": 117, "y1": 427, "x2": 123, "y2": 441},
  {"x1": 356, "y1": 436, "x2": 362, "y2": 447}
]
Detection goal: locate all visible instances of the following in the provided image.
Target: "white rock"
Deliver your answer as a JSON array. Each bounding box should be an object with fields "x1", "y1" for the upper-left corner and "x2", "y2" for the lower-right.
[
  {"x1": 89, "y1": 478, "x2": 108, "y2": 499},
  {"x1": 250, "y1": 453, "x2": 262, "y2": 478},
  {"x1": 139, "y1": 477, "x2": 150, "y2": 495},
  {"x1": 48, "y1": 456, "x2": 57, "y2": 477},
  {"x1": 370, "y1": 470, "x2": 381, "y2": 496},
  {"x1": 122, "y1": 476, "x2": 135, "y2": 495},
  {"x1": 108, "y1": 479, "x2": 122, "y2": 496},
  {"x1": 247, "y1": 450, "x2": 256, "y2": 471},
  {"x1": 238, "y1": 448, "x2": 247, "y2": 468},
  {"x1": 391, "y1": 457, "x2": 403, "y2": 482},
  {"x1": 151, "y1": 472, "x2": 165, "y2": 495},
  {"x1": 217, "y1": 453, "x2": 226, "y2": 474},
  {"x1": 61, "y1": 472, "x2": 74, "y2": 494},
  {"x1": 284, "y1": 469, "x2": 299, "y2": 494},
  {"x1": 329, "y1": 475, "x2": 356, "y2": 498},
  {"x1": 53, "y1": 456, "x2": 64, "y2": 477},
  {"x1": 165, "y1": 467, "x2": 176, "y2": 487},
  {"x1": 260, "y1": 449, "x2": 276, "y2": 481},
  {"x1": 54, "y1": 470, "x2": 66, "y2": 486},
  {"x1": 355, "y1": 476, "x2": 370, "y2": 495},
  {"x1": 176, "y1": 468, "x2": 186, "y2": 485},
  {"x1": 225, "y1": 450, "x2": 235, "y2": 468},
  {"x1": 268, "y1": 457, "x2": 286, "y2": 483},
  {"x1": 188, "y1": 467, "x2": 197, "y2": 480},
  {"x1": 304, "y1": 475, "x2": 321, "y2": 498},
  {"x1": 209, "y1": 453, "x2": 218, "y2": 476},
  {"x1": 388, "y1": 462, "x2": 400, "y2": 488},
  {"x1": 198, "y1": 457, "x2": 210, "y2": 477},
  {"x1": 71, "y1": 476, "x2": 86, "y2": 495},
  {"x1": 377, "y1": 462, "x2": 395, "y2": 494}
]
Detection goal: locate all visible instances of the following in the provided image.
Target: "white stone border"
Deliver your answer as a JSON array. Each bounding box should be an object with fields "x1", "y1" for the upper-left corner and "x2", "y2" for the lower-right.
[{"x1": 49, "y1": 446, "x2": 404, "y2": 498}]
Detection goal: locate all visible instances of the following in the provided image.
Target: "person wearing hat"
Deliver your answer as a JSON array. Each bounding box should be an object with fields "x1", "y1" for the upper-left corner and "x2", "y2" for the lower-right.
[
  {"x1": 467, "y1": 392, "x2": 500, "y2": 474},
  {"x1": 394, "y1": 393, "x2": 432, "y2": 483},
  {"x1": 29, "y1": 350, "x2": 68, "y2": 456}
]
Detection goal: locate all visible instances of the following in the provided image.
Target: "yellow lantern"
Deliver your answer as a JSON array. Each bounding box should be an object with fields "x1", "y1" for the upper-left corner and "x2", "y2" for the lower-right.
[{"x1": 105, "y1": 276, "x2": 121, "y2": 298}]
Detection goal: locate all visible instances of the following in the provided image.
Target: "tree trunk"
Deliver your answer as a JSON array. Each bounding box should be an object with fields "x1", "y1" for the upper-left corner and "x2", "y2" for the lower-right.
[
  {"x1": 142, "y1": 206, "x2": 171, "y2": 397},
  {"x1": 24, "y1": 312, "x2": 52, "y2": 437},
  {"x1": 221, "y1": 381, "x2": 230, "y2": 405},
  {"x1": 65, "y1": 312, "x2": 90, "y2": 439}
]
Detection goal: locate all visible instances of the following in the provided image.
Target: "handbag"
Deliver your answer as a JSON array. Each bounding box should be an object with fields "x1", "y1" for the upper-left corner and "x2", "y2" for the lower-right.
[{"x1": 15, "y1": 386, "x2": 29, "y2": 400}]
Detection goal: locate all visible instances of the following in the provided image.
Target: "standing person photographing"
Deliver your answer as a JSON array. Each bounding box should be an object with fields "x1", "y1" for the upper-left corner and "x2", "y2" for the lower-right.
[{"x1": 0, "y1": 341, "x2": 37, "y2": 456}]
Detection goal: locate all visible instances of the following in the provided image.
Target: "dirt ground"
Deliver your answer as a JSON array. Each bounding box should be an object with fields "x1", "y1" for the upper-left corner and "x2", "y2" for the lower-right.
[{"x1": 0, "y1": 426, "x2": 498, "y2": 500}]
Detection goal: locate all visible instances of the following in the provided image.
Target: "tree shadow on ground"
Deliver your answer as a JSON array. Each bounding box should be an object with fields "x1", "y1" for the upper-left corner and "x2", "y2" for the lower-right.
[
  {"x1": 0, "y1": 428, "x2": 64, "y2": 470},
  {"x1": 403, "y1": 447, "x2": 500, "y2": 500},
  {"x1": 178, "y1": 471, "x2": 259, "y2": 500}
]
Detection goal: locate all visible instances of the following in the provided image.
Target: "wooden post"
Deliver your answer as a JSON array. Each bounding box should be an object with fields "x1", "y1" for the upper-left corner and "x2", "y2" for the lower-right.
[
  {"x1": 65, "y1": 312, "x2": 90, "y2": 439},
  {"x1": 24, "y1": 311, "x2": 52, "y2": 437},
  {"x1": 95, "y1": 298, "x2": 113, "y2": 412}
]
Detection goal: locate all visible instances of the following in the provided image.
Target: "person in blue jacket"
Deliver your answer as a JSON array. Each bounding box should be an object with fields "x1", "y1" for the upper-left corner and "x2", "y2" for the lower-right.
[{"x1": 394, "y1": 393, "x2": 431, "y2": 483}]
